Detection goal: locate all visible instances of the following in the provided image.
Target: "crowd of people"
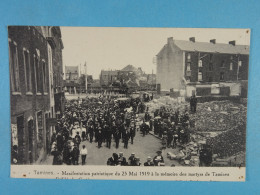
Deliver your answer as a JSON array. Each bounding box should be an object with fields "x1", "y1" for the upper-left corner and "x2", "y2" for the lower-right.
[
  {"x1": 107, "y1": 151, "x2": 164, "y2": 166},
  {"x1": 50, "y1": 95, "x2": 146, "y2": 165},
  {"x1": 49, "y1": 93, "x2": 212, "y2": 167}
]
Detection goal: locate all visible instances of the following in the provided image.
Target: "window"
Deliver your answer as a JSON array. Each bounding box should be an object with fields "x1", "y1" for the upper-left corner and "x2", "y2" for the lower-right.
[
  {"x1": 42, "y1": 60, "x2": 47, "y2": 93},
  {"x1": 9, "y1": 40, "x2": 20, "y2": 92},
  {"x1": 198, "y1": 60, "x2": 203, "y2": 67},
  {"x1": 209, "y1": 54, "x2": 213, "y2": 61},
  {"x1": 238, "y1": 61, "x2": 242, "y2": 67},
  {"x1": 208, "y1": 76, "x2": 213, "y2": 82},
  {"x1": 23, "y1": 49, "x2": 32, "y2": 92},
  {"x1": 209, "y1": 63, "x2": 213, "y2": 71},
  {"x1": 34, "y1": 55, "x2": 41, "y2": 93},
  {"x1": 220, "y1": 60, "x2": 225, "y2": 68},
  {"x1": 220, "y1": 72, "x2": 224, "y2": 81},
  {"x1": 37, "y1": 111, "x2": 43, "y2": 144},
  {"x1": 187, "y1": 53, "x2": 191, "y2": 60},
  {"x1": 198, "y1": 71, "x2": 202, "y2": 81},
  {"x1": 230, "y1": 62, "x2": 233, "y2": 70},
  {"x1": 187, "y1": 62, "x2": 191, "y2": 71},
  {"x1": 66, "y1": 73, "x2": 70, "y2": 80}
]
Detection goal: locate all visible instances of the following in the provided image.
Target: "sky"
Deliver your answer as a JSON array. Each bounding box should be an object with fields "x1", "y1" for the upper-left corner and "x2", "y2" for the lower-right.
[{"x1": 61, "y1": 27, "x2": 250, "y2": 79}]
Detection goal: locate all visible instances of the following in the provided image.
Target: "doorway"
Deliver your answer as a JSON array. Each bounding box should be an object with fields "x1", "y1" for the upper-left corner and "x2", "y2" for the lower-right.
[
  {"x1": 28, "y1": 119, "x2": 34, "y2": 164},
  {"x1": 17, "y1": 115, "x2": 25, "y2": 164}
]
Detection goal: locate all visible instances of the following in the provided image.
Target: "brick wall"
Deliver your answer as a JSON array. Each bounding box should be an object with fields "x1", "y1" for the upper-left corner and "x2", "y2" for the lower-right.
[{"x1": 184, "y1": 52, "x2": 249, "y2": 83}]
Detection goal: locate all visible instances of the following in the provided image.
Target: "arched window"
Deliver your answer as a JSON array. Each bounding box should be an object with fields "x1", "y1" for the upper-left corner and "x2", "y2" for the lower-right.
[
  {"x1": 230, "y1": 62, "x2": 233, "y2": 70},
  {"x1": 198, "y1": 60, "x2": 203, "y2": 67}
]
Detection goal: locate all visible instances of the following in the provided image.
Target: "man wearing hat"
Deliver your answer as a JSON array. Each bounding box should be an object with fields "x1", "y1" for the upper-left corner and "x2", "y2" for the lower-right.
[
  {"x1": 118, "y1": 152, "x2": 127, "y2": 166},
  {"x1": 129, "y1": 124, "x2": 136, "y2": 144},
  {"x1": 144, "y1": 156, "x2": 154, "y2": 166},
  {"x1": 134, "y1": 157, "x2": 141, "y2": 166},
  {"x1": 114, "y1": 129, "x2": 121, "y2": 149},
  {"x1": 96, "y1": 128, "x2": 103, "y2": 148},
  {"x1": 153, "y1": 151, "x2": 164, "y2": 166},
  {"x1": 107, "y1": 153, "x2": 119, "y2": 166},
  {"x1": 123, "y1": 129, "x2": 130, "y2": 149},
  {"x1": 128, "y1": 153, "x2": 137, "y2": 166}
]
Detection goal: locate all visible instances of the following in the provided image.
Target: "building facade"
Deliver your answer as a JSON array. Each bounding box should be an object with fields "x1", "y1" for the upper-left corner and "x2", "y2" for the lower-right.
[
  {"x1": 64, "y1": 65, "x2": 87, "y2": 94},
  {"x1": 100, "y1": 70, "x2": 119, "y2": 87},
  {"x1": 156, "y1": 37, "x2": 249, "y2": 97},
  {"x1": 9, "y1": 26, "x2": 64, "y2": 164}
]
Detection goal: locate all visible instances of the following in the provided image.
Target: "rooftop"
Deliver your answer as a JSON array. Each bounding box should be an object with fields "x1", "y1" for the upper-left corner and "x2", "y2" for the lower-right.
[
  {"x1": 65, "y1": 66, "x2": 79, "y2": 74},
  {"x1": 162, "y1": 38, "x2": 250, "y2": 55}
]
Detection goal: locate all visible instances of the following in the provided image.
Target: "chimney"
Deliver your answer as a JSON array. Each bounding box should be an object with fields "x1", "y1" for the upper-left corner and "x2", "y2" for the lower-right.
[
  {"x1": 189, "y1": 37, "x2": 195, "y2": 42},
  {"x1": 210, "y1": 39, "x2": 216, "y2": 44},
  {"x1": 167, "y1": 37, "x2": 174, "y2": 44},
  {"x1": 229, "y1": 40, "x2": 236, "y2": 46}
]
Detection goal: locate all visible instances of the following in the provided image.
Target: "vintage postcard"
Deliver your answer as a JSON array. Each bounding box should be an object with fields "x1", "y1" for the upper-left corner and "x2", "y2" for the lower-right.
[{"x1": 9, "y1": 26, "x2": 249, "y2": 181}]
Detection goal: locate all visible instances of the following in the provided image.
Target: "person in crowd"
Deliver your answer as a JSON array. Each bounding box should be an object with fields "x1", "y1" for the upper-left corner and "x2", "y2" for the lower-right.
[
  {"x1": 71, "y1": 145, "x2": 80, "y2": 165},
  {"x1": 56, "y1": 131, "x2": 64, "y2": 152},
  {"x1": 63, "y1": 141, "x2": 72, "y2": 165},
  {"x1": 11, "y1": 145, "x2": 18, "y2": 164},
  {"x1": 51, "y1": 131, "x2": 57, "y2": 144},
  {"x1": 106, "y1": 127, "x2": 112, "y2": 149},
  {"x1": 144, "y1": 156, "x2": 154, "y2": 166},
  {"x1": 51, "y1": 142, "x2": 62, "y2": 165},
  {"x1": 74, "y1": 132, "x2": 81, "y2": 148},
  {"x1": 118, "y1": 152, "x2": 127, "y2": 166},
  {"x1": 129, "y1": 124, "x2": 136, "y2": 144},
  {"x1": 162, "y1": 131, "x2": 167, "y2": 150},
  {"x1": 153, "y1": 151, "x2": 164, "y2": 166},
  {"x1": 133, "y1": 157, "x2": 141, "y2": 166},
  {"x1": 123, "y1": 129, "x2": 130, "y2": 149},
  {"x1": 140, "y1": 120, "x2": 149, "y2": 137},
  {"x1": 81, "y1": 130, "x2": 86, "y2": 141},
  {"x1": 88, "y1": 124, "x2": 94, "y2": 143},
  {"x1": 167, "y1": 129, "x2": 174, "y2": 148},
  {"x1": 96, "y1": 128, "x2": 103, "y2": 148},
  {"x1": 114, "y1": 129, "x2": 121, "y2": 149},
  {"x1": 128, "y1": 153, "x2": 137, "y2": 166},
  {"x1": 80, "y1": 145, "x2": 88, "y2": 165},
  {"x1": 107, "y1": 153, "x2": 119, "y2": 166},
  {"x1": 199, "y1": 145, "x2": 213, "y2": 167},
  {"x1": 190, "y1": 94, "x2": 197, "y2": 113}
]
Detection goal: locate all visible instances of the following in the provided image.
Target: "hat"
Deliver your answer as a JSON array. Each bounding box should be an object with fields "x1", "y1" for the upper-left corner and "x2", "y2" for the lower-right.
[
  {"x1": 147, "y1": 156, "x2": 152, "y2": 160},
  {"x1": 156, "y1": 151, "x2": 162, "y2": 154},
  {"x1": 136, "y1": 157, "x2": 140, "y2": 160},
  {"x1": 131, "y1": 153, "x2": 135, "y2": 155},
  {"x1": 119, "y1": 152, "x2": 123, "y2": 155}
]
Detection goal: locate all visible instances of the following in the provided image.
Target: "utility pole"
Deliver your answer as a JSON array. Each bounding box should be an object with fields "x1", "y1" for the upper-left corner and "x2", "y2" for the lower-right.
[{"x1": 84, "y1": 62, "x2": 87, "y2": 93}]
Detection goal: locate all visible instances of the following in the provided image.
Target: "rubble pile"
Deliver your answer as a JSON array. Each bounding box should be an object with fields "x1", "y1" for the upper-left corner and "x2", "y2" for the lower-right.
[
  {"x1": 146, "y1": 96, "x2": 188, "y2": 113},
  {"x1": 207, "y1": 123, "x2": 246, "y2": 157},
  {"x1": 190, "y1": 100, "x2": 247, "y2": 132}
]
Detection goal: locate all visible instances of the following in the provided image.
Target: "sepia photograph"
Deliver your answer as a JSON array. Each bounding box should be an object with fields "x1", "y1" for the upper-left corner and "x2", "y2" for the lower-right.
[{"x1": 9, "y1": 26, "x2": 249, "y2": 180}]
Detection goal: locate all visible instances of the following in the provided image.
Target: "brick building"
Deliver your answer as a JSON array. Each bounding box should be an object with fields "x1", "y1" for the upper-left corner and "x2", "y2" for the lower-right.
[
  {"x1": 8, "y1": 26, "x2": 64, "y2": 164},
  {"x1": 156, "y1": 37, "x2": 249, "y2": 97},
  {"x1": 100, "y1": 70, "x2": 119, "y2": 87},
  {"x1": 64, "y1": 65, "x2": 88, "y2": 94}
]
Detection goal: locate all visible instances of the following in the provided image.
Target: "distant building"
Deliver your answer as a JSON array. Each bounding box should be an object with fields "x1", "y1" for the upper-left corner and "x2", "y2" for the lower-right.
[
  {"x1": 88, "y1": 79, "x2": 101, "y2": 93},
  {"x1": 156, "y1": 37, "x2": 249, "y2": 97},
  {"x1": 65, "y1": 66, "x2": 79, "y2": 81},
  {"x1": 147, "y1": 74, "x2": 156, "y2": 85},
  {"x1": 64, "y1": 65, "x2": 87, "y2": 94},
  {"x1": 100, "y1": 70, "x2": 118, "y2": 87}
]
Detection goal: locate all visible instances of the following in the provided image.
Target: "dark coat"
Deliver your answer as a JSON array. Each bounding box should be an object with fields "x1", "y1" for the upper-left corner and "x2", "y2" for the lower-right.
[
  {"x1": 107, "y1": 157, "x2": 118, "y2": 166},
  {"x1": 144, "y1": 161, "x2": 155, "y2": 166}
]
